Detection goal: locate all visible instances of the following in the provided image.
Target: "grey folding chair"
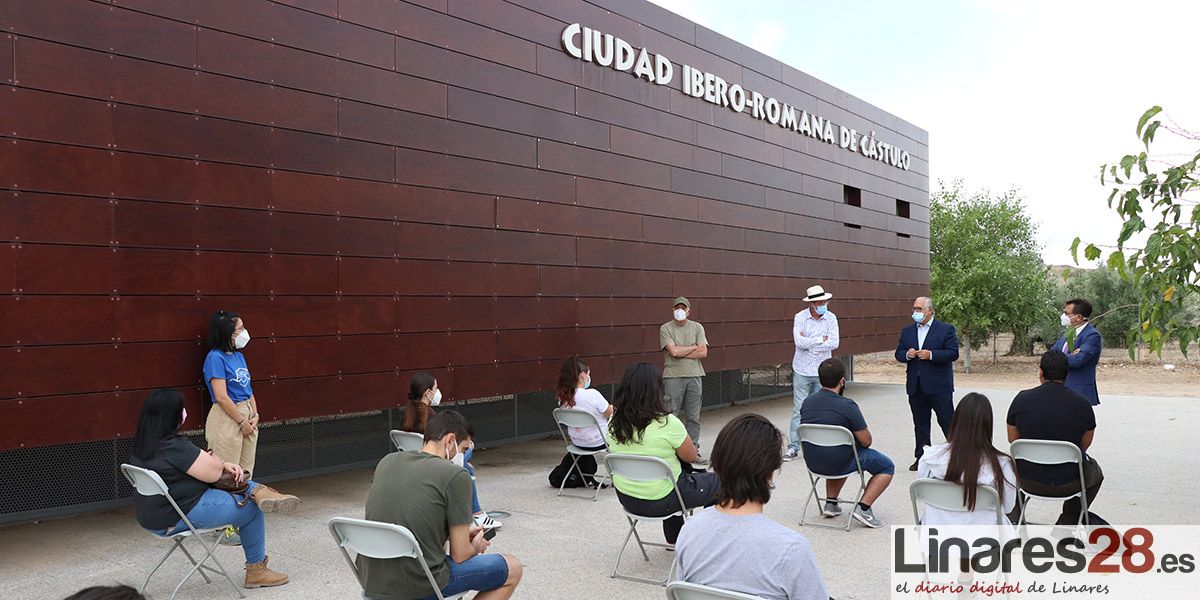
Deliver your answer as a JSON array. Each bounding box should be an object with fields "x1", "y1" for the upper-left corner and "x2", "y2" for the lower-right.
[
  {"x1": 909, "y1": 478, "x2": 1012, "y2": 596},
  {"x1": 665, "y1": 581, "x2": 767, "y2": 600},
  {"x1": 796, "y1": 424, "x2": 865, "y2": 531},
  {"x1": 605, "y1": 454, "x2": 688, "y2": 585},
  {"x1": 909, "y1": 478, "x2": 1004, "y2": 525},
  {"x1": 119, "y1": 464, "x2": 245, "y2": 600},
  {"x1": 389, "y1": 429, "x2": 424, "y2": 452},
  {"x1": 1010, "y1": 439, "x2": 1090, "y2": 526},
  {"x1": 552, "y1": 407, "x2": 610, "y2": 501},
  {"x1": 328, "y1": 516, "x2": 466, "y2": 600}
]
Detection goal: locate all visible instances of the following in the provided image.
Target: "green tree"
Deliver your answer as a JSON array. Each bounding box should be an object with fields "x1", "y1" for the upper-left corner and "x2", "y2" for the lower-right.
[
  {"x1": 931, "y1": 182, "x2": 1054, "y2": 372},
  {"x1": 1073, "y1": 106, "x2": 1200, "y2": 356}
]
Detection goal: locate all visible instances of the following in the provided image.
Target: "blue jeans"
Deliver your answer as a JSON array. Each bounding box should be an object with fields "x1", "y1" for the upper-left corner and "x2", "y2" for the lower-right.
[
  {"x1": 789, "y1": 375, "x2": 822, "y2": 449},
  {"x1": 464, "y1": 447, "x2": 481, "y2": 514},
  {"x1": 417, "y1": 553, "x2": 509, "y2": 600},
  {"x1": 162, "y1": 482, "x2": 266, "y2": 564}
]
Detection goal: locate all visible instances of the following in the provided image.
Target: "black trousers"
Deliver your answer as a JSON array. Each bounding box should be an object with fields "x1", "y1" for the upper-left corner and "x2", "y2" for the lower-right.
[
  {"x1": 615, "y1": 471, "x2": 719, "y2": 544},
  {"x1": 1014, "y1": 456, "x2": 1104, "y2": 525},
  {"x1": 909, "y1": 386, "x2": 954, "y2": 458}
]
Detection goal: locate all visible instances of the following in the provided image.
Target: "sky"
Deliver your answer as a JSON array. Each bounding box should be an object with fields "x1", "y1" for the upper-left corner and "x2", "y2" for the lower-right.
[{"x1": 647, "y1": 0, "x2": 1200, "y2": 265}]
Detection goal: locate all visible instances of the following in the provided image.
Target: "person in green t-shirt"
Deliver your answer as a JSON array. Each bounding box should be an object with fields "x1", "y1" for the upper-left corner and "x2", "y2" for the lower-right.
[
  {"x1": 660, "y1": 296, "x2": 710, "y2": 464},
  {"x1": 359, "y1": 411, "x2": 523, "y2": 600},
  {"x1": 606, "y1": 362, "x2": 720, "y2": 547}
]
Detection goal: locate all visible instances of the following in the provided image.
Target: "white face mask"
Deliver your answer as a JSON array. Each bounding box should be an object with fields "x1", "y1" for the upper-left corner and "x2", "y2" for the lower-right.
[
  {"x1": 429, "y1": 388, "x2": 442, "y2": 407},
  {"x1": 233, "y1": 329, "x2": 250, "y2": 349},
  {"x1": 673, "y1": 308, "x2": 687, "y2": 321},
  {"x1": 1060, "y1": 313, "x2": 1072, "y2": 327},
  {"x1": 445, "y1": 438, "x2": 465, "y2": 467}
]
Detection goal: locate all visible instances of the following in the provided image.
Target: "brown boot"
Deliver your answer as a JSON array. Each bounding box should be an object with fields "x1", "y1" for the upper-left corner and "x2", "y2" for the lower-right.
[
  {"x1": 244, "y1": 555, "x2": 289, "y2": 588},
  {"x1": 250, "y1": 485, "x2": 300, "y2": 513}
]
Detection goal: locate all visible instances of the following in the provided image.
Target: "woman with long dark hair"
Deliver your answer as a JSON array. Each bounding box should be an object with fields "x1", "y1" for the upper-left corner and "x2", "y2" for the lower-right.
[
  {"x1": 401, "y1": 372, "x2": 500, "y2": 531},
  {"x1": 917, "y1": 392, "x2": 1018, "y2": 524},
  {"x1": 130, "y1": 389, "x2": 298, "y2": 589},
  {"x1": 675, "y1": 414, "x2": 828, "y2": 600},
  {"x1": 204, "y1": 310, "x2": 259, "y2": 478},
  {"x1": 606, "y1": 362, "x2": 719, "y2": 546}
]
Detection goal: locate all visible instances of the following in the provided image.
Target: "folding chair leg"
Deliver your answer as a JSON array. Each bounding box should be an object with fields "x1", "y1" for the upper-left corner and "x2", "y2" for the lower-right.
[
  {"x1": 165, "y1": 532, "x2": 245, "y2": 600},
  {"x1": 141, "y1": 541, "x2": 180, "y2": 593},
  {"x1": 628, "y1": 519, "x2": 651, "y2": 561},
  {"x1": 611, "y1": 518, "x2": 639, "y2": 578},
  {"x1": 176, "y1": 539, "x2": 214, "y2": 584}
]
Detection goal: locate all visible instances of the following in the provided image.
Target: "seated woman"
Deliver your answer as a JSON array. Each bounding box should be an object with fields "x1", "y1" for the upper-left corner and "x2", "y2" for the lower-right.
[
  {"x1": 555, "y1": 356, "x2": 613, "y2": 484},
  {"x1": 605, "y1": 362, "x2": 719, "y2": 547},
  {"x1": 402, "y1": 372, "x2": 500, "y2": 530},
  {"x1": 917, "y1": 392, "x2": 1018, "y2": 525},
  {"x1": 676, "y1": 414, "x2": 828, "y2": 600},
  {"x1": 129, "y1": 389, "x2": 299, "y2": 589}
]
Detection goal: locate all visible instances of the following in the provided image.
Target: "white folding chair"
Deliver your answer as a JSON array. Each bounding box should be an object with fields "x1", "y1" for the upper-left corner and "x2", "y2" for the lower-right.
[
  {"x1": 119, "y1": 464, "x2": 245, "y2": 600},
  {"x1": 389, "y1": 429, "x2": 424, "y2": 452},
  {"x1": 328, "y1": 517, "x2": 466, "y2": 600},
  {"x1": 909, "y1": 478, "x2": 1005, "y2": 526},
  {"x1": 552, "y1": 407, "x2": 610, "y2": 501},
  {"x1": 1010, "y1": 439, "x2": 1090, "y2": 526},
  {"x1": 665, "y1": 580, "x2": 767, "y2": 600},
  {"x1": 605, "y1": 454, "x2": 688, "y2": 585},
  {"x1": 909, "y1": 478, "x2": 1014, "y2": 597},
  {"x1": 796, "y1": 424, "x2": 865, "y2": 531}
]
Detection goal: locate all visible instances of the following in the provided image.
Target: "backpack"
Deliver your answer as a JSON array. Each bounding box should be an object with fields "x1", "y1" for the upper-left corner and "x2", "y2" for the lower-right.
[{"x1": 548, "y1": 452, "x2": 598, "y2": 488}]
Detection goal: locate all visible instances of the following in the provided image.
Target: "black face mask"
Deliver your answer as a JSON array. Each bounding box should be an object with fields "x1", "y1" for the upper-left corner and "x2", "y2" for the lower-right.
[{"x1": 837, "y1": 381, "x2": 846, "y2": 395}]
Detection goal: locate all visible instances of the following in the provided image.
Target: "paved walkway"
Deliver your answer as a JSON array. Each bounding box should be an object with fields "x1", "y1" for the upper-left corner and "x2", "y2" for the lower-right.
[{"x1": 1, "y1": 382, "x2": 1195, "y2": 600}]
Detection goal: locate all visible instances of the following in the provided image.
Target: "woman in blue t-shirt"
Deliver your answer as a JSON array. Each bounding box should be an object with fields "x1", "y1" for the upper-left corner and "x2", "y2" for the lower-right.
[
  {"x1": 130, "y1": 388, "x2": 298, "y2": 589},
  {"x1": 204, "y1": 310, "x2": 260, "y2": 480}
]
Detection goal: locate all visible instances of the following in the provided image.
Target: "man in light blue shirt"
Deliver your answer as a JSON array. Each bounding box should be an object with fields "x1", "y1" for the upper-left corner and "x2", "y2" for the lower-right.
[{"x1": 784, "y1": 285, "x2": 840, "y2": 461}]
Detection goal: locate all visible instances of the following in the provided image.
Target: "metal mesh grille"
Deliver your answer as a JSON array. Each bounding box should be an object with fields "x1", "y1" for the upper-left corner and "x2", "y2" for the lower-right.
[{"x1": 0, "y1": 365, "x2": 790, "y2": 524}]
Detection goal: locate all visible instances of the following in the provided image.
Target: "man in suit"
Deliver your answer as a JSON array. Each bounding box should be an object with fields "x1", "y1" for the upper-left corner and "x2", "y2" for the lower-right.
[
  {"x1": 894, "y1": 296, "x2": 960, "y2": 471},
  {"x1": 1053, "y1": 298, "x2": 1102, "y2": 406}
]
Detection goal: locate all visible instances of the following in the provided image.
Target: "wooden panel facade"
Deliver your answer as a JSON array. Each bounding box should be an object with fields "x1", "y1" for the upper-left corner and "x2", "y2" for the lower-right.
[{"x1": 0, "y1": 0, "x2": 928, "y2": 450}]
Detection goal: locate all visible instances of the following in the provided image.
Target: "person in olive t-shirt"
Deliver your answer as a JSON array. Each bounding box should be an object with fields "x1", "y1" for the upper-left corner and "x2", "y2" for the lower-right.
[
  {"x1": 359, "y1": 411, "x2": 523, "y2": 600},
  {"x1": 660, "y1": 296, "x2": 709, "y2": 463}
]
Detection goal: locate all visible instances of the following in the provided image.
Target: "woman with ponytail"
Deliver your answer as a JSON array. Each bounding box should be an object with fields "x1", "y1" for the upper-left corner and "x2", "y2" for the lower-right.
[{"x1": 401, "y1": 372, "x2": 500, "y2": 531}]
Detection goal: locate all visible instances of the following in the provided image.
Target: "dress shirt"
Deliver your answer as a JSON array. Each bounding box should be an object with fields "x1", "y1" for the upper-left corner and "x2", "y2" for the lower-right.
[
  {"x1": 916, "y1": 320, "x2": 931, "y2": 349},
  {"x1": 792, "y1": 309, "x2": 840, "y2": 376}
]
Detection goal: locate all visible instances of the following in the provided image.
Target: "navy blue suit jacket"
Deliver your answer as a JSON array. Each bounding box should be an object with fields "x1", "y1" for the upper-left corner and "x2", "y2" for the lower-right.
[
  {"x1": 894, "y1": 319, "x2": 960, "y2": 396},
  {"x1": 1052, "y1": 323, "x2": 1102, "y2": 406}
]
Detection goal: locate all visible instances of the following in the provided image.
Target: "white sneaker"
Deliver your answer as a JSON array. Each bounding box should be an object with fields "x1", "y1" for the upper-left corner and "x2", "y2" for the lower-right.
[
  {"x1": 782, "y1": 446, "x2": 800, "y2": 461},
  {"x1": 474, "y1": 513, "x2": 502, "y2": 530}
]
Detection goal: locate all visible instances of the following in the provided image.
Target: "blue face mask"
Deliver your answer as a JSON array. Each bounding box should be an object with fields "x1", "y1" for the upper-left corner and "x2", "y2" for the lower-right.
[
  {"x1": 912, "y1": 311, "x2": 925, "y2": 323},
  {"x1": 582, "y1": 375, "x2": 591, "y2": 389},
  {"x1": 815, "y1": 305, "x2": 828, "y2": 316}
]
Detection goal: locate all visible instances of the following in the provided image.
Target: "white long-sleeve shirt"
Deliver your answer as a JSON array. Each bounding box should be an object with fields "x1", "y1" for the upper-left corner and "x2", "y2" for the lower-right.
[{"x1": 792, "y1": 310, "x2": 839, "y2": 376}]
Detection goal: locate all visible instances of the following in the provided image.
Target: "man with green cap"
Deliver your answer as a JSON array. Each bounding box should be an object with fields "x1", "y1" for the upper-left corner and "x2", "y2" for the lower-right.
[{"x1": 660, "y1": 296, "x2": 710, "y2": 465}]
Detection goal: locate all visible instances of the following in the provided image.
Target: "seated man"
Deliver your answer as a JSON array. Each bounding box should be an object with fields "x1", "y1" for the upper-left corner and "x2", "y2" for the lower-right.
[
  {"x1": 676, "y1": 414, "x2": 828, "y2": 600},
  {"x1": 799, "y1": 358, "x2": 894, "y2": 528},
  {"x1": 359, "y1": 410, "x2": 523, "y2": 600},
  {"x1": 1007, "y1": 351, "x2": 1102, "y2": 525}
]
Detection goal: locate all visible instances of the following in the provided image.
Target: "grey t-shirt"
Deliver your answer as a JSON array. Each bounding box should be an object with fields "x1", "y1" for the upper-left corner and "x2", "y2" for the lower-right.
[{"x1": 675, "y1": 509, "x2": 828, "y2": 600}]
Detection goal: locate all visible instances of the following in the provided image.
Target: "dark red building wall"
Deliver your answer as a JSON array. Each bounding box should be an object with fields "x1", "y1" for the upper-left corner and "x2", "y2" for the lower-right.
[{"x1": 0, "y1": 0, "x2": 929, "y2": 450}]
